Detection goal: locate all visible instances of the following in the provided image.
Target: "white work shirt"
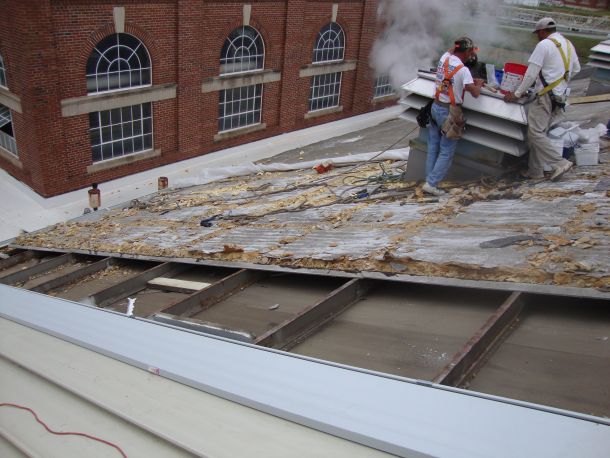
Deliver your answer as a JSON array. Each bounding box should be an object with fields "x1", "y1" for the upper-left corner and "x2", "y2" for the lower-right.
[
  {"x1": 528, "y1": 32, "x2": 581, "y2": 97},
  {"x1": 434, "y1": 52, "x2": 473, "y2": 105}
]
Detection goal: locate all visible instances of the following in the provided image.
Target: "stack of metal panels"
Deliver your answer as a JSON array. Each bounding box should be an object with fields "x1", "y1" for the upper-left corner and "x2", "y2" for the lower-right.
[
  {"x1": 400, "y1": 71, "x2": 529, "y2": 157},
  {"x1": 588, "y1": 39, "x2": 610, "y2": 79}
]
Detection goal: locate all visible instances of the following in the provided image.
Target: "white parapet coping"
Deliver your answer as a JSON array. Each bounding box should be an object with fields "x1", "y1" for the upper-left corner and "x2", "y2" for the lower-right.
[{"x1": 0, "y1": 284, "x2": 609, "y2": 458}]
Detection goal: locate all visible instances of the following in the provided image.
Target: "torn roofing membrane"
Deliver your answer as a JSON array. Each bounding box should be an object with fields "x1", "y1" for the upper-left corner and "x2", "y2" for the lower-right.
[{"x1": 11, "y1": 150, "x2": 610, "y2": 293}]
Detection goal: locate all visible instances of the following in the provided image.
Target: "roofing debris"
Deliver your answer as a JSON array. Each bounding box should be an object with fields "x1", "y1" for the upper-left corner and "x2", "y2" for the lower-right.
[{"x1": 12, "y1": 148, "x2": 610, "y2": 292}]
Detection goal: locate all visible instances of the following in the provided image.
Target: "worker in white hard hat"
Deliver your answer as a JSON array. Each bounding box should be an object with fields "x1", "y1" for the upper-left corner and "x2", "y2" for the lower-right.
[{"x1": 504, "y1": 17, "x2": 580, "y2": 182}]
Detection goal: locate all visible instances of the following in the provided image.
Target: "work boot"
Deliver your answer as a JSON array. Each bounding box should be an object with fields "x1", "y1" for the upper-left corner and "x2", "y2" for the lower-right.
[
  {"x1": 550, "y1": 161, "x2": 573, "y2": 182},
  {"x1": 422, "y1": 182, "x2": 446, "y2": 196},
  {"x1": 518, "y1": 169, "x2": 544, "y2": 180}
]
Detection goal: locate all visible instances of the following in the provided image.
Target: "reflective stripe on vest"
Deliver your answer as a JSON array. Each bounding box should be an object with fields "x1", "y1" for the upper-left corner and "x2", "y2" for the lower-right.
[
  {"x1": 434, "y1": 58, "x2": 464, "y2": 106},
  {"x1": 538, "y1": 37, "x2": 572, "y2": 96}
]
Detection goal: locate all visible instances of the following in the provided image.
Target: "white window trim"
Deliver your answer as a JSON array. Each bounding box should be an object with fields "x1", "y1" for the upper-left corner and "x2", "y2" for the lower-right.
[
  {"x1": 373, "y1": 74, "x2": 395, "y2": 99},
  {"x1": 0, "y1": 54, "x2": 7, "y2": 89},
  {"x1": 90, "y1": 102, "x2": 154, "y2": 163},
  {"x1": 219, "y1": 26, "x2": 266, "y2": 77},
  {"x1": 312, "y1": 23, "x2": 345, "y2": 64},
  {"x1": 0, "y1": 104, "x2": 18, "y2": 158},
  {"x1": 308, "y1": 72, "x2": 342, "y2": 113},
  {"x1": 218, "y1": 83, "x2": 264, "y2": 133},
  {"x1": 86, "y1": 34, "x2": 153, "y2": 95}
]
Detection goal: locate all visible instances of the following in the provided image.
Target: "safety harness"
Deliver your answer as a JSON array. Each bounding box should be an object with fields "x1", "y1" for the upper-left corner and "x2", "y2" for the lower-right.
[
  {"x1": 538, "y1": 37, "x2": 572, "y2": 96},
  {"x1": 435, "y1": 58, "x2": 464, "y2": 106}
]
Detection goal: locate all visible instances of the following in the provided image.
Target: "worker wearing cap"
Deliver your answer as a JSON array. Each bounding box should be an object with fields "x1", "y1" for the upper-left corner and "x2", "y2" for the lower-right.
[
  {"x1": 504, "y1": 17, "x2": 580, "y2": 181},
  {"x1": 424, "y1": 37, "x2": 482, "y2": 197}
]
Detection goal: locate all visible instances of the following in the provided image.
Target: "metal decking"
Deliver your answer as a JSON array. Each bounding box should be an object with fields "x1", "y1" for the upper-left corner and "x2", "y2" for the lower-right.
[
  {"x1": 1, "y1": 248, "x2": 609, "y2": 422},
  {"x1": 1, "y1": 284, "x2": 610, "y2": 457}
]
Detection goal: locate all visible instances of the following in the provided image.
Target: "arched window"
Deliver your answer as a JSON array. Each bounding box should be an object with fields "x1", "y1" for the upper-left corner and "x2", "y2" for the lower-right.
[
  {"x1": 218, "y1": 26, "x2": 264, "y2": 132},
  {"x1": 309, "y1": 23, "x2": 345, "y2": 112},
  {"x1": 86, "y1": 34, "x2": 153, "y2": 162},
  {"x1": 0, "y1": 54, "x2": 7, "y2": 87},
  {"x1": 313, "y1": 22, "x2": 344, "y2": 63},
  {"x1": 220, "y1": 26, "x2": 264, "y2": 75},
  {"x1": 86, "y1": 33, "x2": 151, "y2": 94}
]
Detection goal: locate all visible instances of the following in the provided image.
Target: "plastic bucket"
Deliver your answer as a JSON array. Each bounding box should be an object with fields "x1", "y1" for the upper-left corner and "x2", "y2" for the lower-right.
[
  {"x1": 500, "y1": 63, "x2": 528, "y2": 93},
  {"x1": 504, "y1": 63, "x2": 528, "y2": 76},
  {"x1": 574, "y1": 143, "x2": 599, "y2": 166}
]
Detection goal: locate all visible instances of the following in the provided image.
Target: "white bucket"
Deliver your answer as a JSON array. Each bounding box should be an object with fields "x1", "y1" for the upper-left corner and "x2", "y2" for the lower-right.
[{"x1": 574, "y1": 143, "x2": 599, "y2": 166}]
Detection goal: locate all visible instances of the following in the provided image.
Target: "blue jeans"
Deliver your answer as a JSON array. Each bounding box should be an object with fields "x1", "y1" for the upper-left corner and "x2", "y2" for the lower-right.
[{"x1": 426, "y1": 103, "x2": 458, "y2": 187}]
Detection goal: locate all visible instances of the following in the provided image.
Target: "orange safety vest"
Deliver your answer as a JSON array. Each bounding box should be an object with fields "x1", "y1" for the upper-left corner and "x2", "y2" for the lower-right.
[{"x1": 434, "y1": 58, "x2": 464, "y2": 106}]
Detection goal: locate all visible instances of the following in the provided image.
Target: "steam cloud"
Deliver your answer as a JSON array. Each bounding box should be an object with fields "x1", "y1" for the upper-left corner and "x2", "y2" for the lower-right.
[{"x1": 371, "y1": 0, "x2": 508, "y2": 90}]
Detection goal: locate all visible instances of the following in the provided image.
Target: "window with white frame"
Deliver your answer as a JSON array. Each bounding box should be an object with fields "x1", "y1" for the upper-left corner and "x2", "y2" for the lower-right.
[
  {"x1": 373, "y1": 74, "x2": 394, "y2": 98},
  {"x1": 0, "y1": 54, "x2": 6, "y2": 88},
  {"x1": 220, "y1": 26, "x2": 264, "y2": 75},
  {"x1": 86, "y1": 34, "x2": 153, "y2": 162},
  {"x1": 89, "y1": 104, "x2": 152, "y2": 162},
  {"x1": 0, "y1": 104, "x2": 18, "y2": 156},
  {"x1": 313, "y1": 22, "x2": 344, "y2": 63},
  {"x1": 309, "y1": 23, "x2": 345, "y2": 112},
  {"x1": 218, "y1": 26, "x2": 265, "y2": 132},
  {"x1": 86, "y1": 33, "x2": 151, "y2": 93},
  {"x1": 309, "y1": 72, "x2": 342, "y2": 112},
  {"x1": 218, "y1": 85, "x2": 262, "y2": 132}
]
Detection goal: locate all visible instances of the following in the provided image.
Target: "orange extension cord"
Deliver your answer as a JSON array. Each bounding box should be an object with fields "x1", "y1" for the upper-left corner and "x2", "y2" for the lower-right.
[{"x1": 1, "y1": 403, "x2": 128, "y2": 457}]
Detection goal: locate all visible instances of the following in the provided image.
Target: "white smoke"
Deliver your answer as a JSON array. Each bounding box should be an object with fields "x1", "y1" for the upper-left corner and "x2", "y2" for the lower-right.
[{"x1": 371, "y1": 0, "x2": 512, "y2": 90}]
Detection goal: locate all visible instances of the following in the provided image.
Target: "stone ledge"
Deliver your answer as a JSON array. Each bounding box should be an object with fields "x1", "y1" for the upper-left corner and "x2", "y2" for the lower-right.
[
  {"x1": 304, "y1": 106, "x2": 343, "y2": 120},
  {"x1": 0, "y1": 145, "x2": 22, "y2": 169},
  {"x1": 0, "y1": 87, "x2": 22, "y2": 113},
  {"x1": 61, "y1": 84, "x2": 177, "y2": 117},
  {"x1": 202, "y1": 70, "x2": 281, "y2": 93},
  {"x1": 373, "y1": 93, "x2": 398, "y2": 104},
  {"x1": 86, "y1": 148, "x2": 161, "y2": 174},
  {"x1": 213, "y1": 123, "x2": 267, "y2": 142},
  {"x1": 299, "y1": 60, "x2": 357, "y2": 78}
]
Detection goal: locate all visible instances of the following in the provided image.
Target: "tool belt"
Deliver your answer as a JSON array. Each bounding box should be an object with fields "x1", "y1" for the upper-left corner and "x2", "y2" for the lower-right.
[
  {"x1": 545, "y1": 91, "x2": 566, "y2": 112},
  {"x1": 441, "y1": 105, "x2": 466, "y2": 140}
]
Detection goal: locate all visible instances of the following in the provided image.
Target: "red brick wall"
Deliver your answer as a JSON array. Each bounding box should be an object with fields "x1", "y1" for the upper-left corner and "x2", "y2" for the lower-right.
[
  {"x1": 564, "y1": 0, "x2": 610, "y2": 9},
  {"x1": 0, "y1": 0, "x2": 394, "y2": 197}
]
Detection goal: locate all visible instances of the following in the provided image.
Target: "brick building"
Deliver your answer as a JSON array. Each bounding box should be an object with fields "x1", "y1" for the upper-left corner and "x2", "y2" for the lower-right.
[
  {"x1": 563, "y1": 0, "x2": 610, "y2": 9},
  {"x1": 0, "y1": 0, "x2": 395, "y2": 197}
]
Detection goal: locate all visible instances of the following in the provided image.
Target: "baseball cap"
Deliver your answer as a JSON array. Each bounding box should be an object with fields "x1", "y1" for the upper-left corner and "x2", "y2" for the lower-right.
[
  {"x1": 454, "y1": 37, "x2": 475, "y2": 51},
  {"x1": 533, "y1": 17, "x2": 556, "y2": 32}
]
